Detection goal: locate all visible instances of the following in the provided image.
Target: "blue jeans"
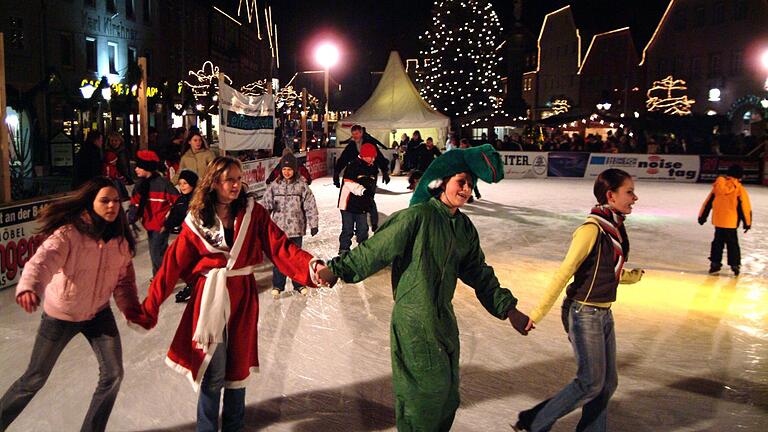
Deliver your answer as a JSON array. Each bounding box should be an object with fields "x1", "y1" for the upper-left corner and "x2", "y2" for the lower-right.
[
  {"x1": 521, "y1": 300, "x2": 618, "y2": 432},
  {"x1": 339, "y1": 210, "x2": 369, "y2": 253},
  {"x1": 197, "y1": 341, "x2": 246, "y2": 432},
  {"x1": 147, "y1": 229, "x2": 170, "y2": 275},
  {"x1": 272, "y1": 236, "x2": 303, "y2": 291}
]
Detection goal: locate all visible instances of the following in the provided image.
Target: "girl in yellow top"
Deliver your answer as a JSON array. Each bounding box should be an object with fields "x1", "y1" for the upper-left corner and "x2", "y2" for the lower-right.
[{"x1": 514, "y1": 168, "x2": 644, "y2": 432}]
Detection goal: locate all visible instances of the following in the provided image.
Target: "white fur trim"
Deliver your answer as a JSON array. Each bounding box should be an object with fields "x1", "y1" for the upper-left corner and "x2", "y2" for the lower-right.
[
  {"x1": 427, "y1": 179, "x2": 443, "y2": 189},
  {"x1": 224, "y1": 367, "x2": 260, "y2": 389},
  {"x1": 165, "y1": 352, "x2": 213, "y2": 393},
  {"x1": 309, "y1": 258, "x2": 325, "y2": 287}
]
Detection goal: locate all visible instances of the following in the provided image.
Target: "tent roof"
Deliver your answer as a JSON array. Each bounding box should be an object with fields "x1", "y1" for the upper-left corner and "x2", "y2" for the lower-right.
[{"x1": 338, "y1": 51, "x2": 450, "y2": 130}]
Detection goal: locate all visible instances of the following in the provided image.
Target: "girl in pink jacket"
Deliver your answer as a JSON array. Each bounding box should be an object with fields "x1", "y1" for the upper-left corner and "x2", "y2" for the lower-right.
[{"x1": 0, "y1": 177, "x2": 150, "y2": 432}]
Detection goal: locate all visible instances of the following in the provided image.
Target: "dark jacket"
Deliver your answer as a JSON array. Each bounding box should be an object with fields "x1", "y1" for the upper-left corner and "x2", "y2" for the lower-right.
[
  {"x1": 414, "y1": 144, "x2": 442, "y2": 172},
  {"x1": 73, "y1": 143, "x2": 103, "y2": 188},
  {"x1": 338, "y1": 158, "x2": 378, "y2": 214},
  {"x1": 334, "y1": 134, "x2": 389, "y2": 184},
  {"x1": 129, "y1": 174, "x2": 179, "y2": 232},
  {"x1": 163, "y1": 192, "x2": 193, "y2": 231}
]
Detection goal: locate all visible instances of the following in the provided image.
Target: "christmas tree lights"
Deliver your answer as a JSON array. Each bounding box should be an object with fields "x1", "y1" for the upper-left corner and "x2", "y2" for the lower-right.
[
  {"x1": 417, "y1": 0, "x2": 504, "y2": 118},
  {"x1": 646, "y1": 75, "x2": 695, "y2": 116}
]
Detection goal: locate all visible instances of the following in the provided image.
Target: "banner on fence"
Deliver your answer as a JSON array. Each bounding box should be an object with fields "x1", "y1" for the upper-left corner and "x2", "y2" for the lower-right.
[
  {"x1": 241, "y1": 157, "x2": 279, "y2": 195},
  {"x1": 1, "y1": 198, "x2": 62, "y2": 290},
  {"x1": 586, "y1": 153, "x2": 699, "y2": 182},
  {"x1": 218, "y1": 82, "x2": 275, "y2": 151},
  {"x1": 547, "y1": 152, "x2": 590, "y2": 178},
  {"x1": 499, "y1": 152, "x2": 548, "y2": 179},
  {"x1": 306, "y1": 149, "x2": 328, "y2": 179},
  {"x1": 698, "y1": 156, "x2": 762, "y2": 184}
]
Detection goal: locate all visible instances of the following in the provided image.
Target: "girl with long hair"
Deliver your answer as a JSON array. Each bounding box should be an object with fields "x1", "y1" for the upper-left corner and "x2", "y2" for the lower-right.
[
  {"x1": 176, "y1": 131, "x2": 216, "y2": 184},
  {"x1": 139, "y1": 156, "x2": 332, "y2": 430},
  {"x1": 0, "y1": 177, "x2": 148, "y2": 431},
  {"x1": 514, "y1": 169, "x2": 644, "y2": 432}
]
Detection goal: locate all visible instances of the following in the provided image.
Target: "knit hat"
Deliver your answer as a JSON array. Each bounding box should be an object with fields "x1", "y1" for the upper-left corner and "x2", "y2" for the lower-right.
[
  {"x1": 177, "y1": 169, "x2": 199, "y2": 188},
  {"x1": 409, "y1": 144, "x2": 504, "y2": 206},
  {"x1": 280, "y1": 152, "x2": 298, "y2": 170},
  {"x1": 136, "y1": 150, "x2": 160, "y2": 172},
  {"x1": 360, "y1": 143, "x2": 377, "y2": 159}
]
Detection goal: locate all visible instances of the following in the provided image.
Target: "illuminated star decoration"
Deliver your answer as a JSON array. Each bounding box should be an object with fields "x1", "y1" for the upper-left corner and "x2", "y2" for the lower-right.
[
  {"x1": 185, "y1": 61, "x2": 232, "y2": 99},
  {"x1": 552, "y1": 99, "x2": 570, "y2": 115},
  {"x1": 646, "y1": 75, "x2": 695, "y2": 116}
]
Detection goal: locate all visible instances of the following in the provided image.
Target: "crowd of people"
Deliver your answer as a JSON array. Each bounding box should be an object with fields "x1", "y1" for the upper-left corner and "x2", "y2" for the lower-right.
[{"x1": 1, "y1": 119, "x2": 755, "y2": 432}]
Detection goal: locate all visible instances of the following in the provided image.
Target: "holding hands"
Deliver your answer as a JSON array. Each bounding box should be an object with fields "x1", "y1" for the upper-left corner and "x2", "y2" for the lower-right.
[
  {"x1": 507, "y1": 307, "x2": 533, "y2": 336},
  {"x1": 16, "y1": 292, "x2": 40, "y2": 314}
]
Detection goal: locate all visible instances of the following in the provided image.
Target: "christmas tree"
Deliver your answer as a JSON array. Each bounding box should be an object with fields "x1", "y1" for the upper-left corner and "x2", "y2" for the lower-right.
[{"x1": 417, "y1": 0, "x2": 504, "y2": 118}]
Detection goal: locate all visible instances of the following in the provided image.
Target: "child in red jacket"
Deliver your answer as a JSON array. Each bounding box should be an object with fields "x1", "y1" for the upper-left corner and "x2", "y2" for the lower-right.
[{"x1": 129, "y1": 150, "x2": 179, "y2": 275}]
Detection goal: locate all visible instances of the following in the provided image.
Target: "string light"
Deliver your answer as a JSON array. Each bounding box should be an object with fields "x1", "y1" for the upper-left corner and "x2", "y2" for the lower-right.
[
  {"x1": 646, "y1": 75, "x2": 695, "y2": 116},
  {"x1": 185, "y1": 61, "x2": 232, "y2": 98}
]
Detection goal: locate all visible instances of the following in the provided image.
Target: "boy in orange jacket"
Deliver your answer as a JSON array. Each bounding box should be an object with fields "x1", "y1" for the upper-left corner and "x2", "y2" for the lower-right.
[{"x1": 698, "y1": 165, "x2": 752, "y2": 276}]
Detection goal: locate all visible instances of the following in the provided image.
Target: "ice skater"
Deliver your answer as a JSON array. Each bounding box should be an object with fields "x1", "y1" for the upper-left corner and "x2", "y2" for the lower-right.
[
  {"x1": 261, "y1": 151, "x2": 320, "y2": 298},
  {"x1": 163, "y1": 169, "x2": 199, "y2": 303},
  {"x1": 0, "y1": 177, "x2": 149, "y2": 432},
  {"x1": 513, "y1": 168, "x2": 645, "y2": 432},
  {"x1": 318, "y1": 144, "x2": 531, "y2": 431},
  {"x1": 698, "y1": 164, "x2": 752, "y2": 276},
  {"x1": 337, "y1": 143, "x2": 379, "y2": 254},
  {"x1": 138, "y1": 156, "x2": 332, "y2": 431}
]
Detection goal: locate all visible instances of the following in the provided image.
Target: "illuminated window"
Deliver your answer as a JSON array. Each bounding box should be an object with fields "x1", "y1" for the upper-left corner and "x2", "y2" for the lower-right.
[
  {"x1": 126, "y1": 0, "x2": 135, "y2": 19},
  {"x1": 85, "y1": 37, "x2": 97, "y2": 72},
  {"x1": 108, "y1": 41, "x2": 119, "y2": 74}
]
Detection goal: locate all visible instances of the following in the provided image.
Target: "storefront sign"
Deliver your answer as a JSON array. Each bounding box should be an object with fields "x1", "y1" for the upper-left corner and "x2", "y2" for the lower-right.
[
  {"x1": 547, "y1": 152, "x2": 590, "y2": 177},
  {"x1": 498, "y1": 152, "x2": 547, "y2": 178},
  {"x1": 0, "y1": 198, "x2": 62, "y2": 290},
  {"x1": 50, "y1": 132, "x2": 74, "y2": 167},
  {"x1": 586, "y1": 153, "x2": 699, "y2": 182}
]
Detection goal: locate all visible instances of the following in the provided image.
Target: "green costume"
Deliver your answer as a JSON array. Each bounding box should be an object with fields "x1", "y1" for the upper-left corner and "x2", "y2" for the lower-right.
[{"x1": 328, "y1": 145, "x2": 518, "y2": 431}]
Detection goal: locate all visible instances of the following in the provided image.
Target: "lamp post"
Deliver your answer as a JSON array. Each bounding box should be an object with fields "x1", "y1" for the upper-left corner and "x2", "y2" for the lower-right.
[{"x1": 314, "y1": 42, "x2": 339, "y2": 146}]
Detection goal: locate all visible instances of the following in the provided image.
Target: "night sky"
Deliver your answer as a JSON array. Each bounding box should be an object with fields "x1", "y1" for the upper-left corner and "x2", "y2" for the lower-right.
[{"x1": 271, "y1": 0, "x2": 671, "y2": 109}]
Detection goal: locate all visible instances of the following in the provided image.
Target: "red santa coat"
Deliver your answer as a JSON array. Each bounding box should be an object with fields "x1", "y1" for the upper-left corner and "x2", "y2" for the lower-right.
[{"x1": 142, "y1": 197, "x2": 318, "y2": 391}]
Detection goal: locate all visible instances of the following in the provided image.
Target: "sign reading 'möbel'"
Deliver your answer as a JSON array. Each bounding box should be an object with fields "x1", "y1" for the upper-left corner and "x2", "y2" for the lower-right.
[{"x1": 585, "y1": 153, "x2": 699, "y2": 182}]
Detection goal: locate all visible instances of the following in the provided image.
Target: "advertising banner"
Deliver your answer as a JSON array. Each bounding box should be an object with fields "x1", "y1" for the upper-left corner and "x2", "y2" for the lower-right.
[
  {"x1": 698, "y1": 156, "x2": 762, "y2": 184},
  {"x1": 1, "y1": 198, "x2": 62, "y2": 290},
  {"x1": 241, "y1": 157, "x2": 279, "y2": 196},
  {"x1": 218, "y1": 82, "x2": 275, "y2": 151},
  {"x1": 498, "y1": 152, "x2": 548, "y2": 178},
  {"x1": 306, "y1": 149, "x2": 328, "y2": 179},
  {"x1": 586, "y1": 153, "x2": 699, "y2": 182},
  {"x1": 547, "y1": 152, "x2": 590, "y2": 178}
]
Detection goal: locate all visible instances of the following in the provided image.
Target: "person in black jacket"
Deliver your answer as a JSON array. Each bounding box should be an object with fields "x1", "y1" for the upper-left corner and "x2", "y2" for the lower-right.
[
  {"x1": 337, "y1": 144, "x2": 379, "y2": 254},
  {"x1": 414, "y1": 137, "x2": 442, "y2": 173},
  {"x1": 162, "y1": 169, "x2": 199, "y2": 302},
  {"x1": 404, "y1": 130, "x2": 423, "y2": 171},
  {"x1": 73, "y1": 131, "x2": 104, "y2": 188},
  {"x1": 334, "y1": 124, "x2": 390, "y2": 230}
]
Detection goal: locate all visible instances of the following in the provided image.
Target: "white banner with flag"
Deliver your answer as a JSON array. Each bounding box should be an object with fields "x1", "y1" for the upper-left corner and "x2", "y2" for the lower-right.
[{"x1": 218, "y1": 80, "x2": 275, "y2": 151}]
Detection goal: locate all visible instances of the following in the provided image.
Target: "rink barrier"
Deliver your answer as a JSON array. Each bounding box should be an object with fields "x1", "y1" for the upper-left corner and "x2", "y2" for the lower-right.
[{"x1": 698, "y1": 155, "x2": 763, "y2": 185}]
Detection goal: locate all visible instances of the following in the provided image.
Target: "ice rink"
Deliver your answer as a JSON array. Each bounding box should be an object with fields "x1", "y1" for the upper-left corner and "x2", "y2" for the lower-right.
[{"x1": 1, "y1": 176, "x2": 766, "y2": 431}]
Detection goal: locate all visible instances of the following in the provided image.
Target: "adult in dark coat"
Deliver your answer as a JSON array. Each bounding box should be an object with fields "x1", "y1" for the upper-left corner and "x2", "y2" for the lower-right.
[
  {"x1": 404, "y1": 130, "x2": 423, "y2": 171},
  {"x1": 73, "y1": 131, "x2": 104, "y2": 188},
  {"x1": 414, "y1": 137, "x2": 442, "y2": 173}
]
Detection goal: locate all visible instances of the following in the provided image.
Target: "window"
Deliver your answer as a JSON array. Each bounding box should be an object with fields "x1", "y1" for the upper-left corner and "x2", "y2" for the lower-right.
[
  {"x1": 690, "y1": 57, "x2": 702, "y2": 79},
  {"x1": 126, "y1": 0, "x2": 135, "y2": 19},
  {"x1": 85, "y1": 37, "x2": 97, "y2": 72},
  {"x1": 731, "y1": 50, "x2": 743, "y2": 76},
  {"x1": 128, "y1": 46, "x2": 137, "y2": 64},
  {"x1": 734, "y1": 0, "x2": 748, "y2": 20},
  {"x1": 708, "y1": 53, "x2": 721, "y2": 78},
  {"x1": 694, "y1": 6, "x2": 706, "y2": 27},
  {"x1": 143, "y1": 0, "x2": 152, "y2": 23},
  {"x1": 59, "y1": 33, "x2": 74, "y2": 68},
  {"x1": 712, "y1": 1, "x2": 725, "y2": 24},
  {"x1": 674, "y1": 8, "x2": 687, "y2": 31},
  {"x1": 107, "y1": 0, "x2": 116, "y2": 13},
  {"x1": 107, "y1": 41, "x2": 119, "y2": 74}
]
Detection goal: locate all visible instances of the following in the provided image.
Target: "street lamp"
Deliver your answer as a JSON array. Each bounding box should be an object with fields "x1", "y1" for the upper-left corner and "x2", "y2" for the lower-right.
[
  {"x1": 596, "y1": 102, "x2": 612, "y2": 111},
  {"x1": 315, "y1": 42, "x2": 339, "y2": 146}
]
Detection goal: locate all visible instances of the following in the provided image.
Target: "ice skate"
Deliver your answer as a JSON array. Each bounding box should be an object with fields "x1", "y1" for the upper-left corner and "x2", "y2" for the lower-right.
[
  {"x1": 731, "y1": 266, "x2": 740, "y2": 276},
  {"x1": 299, "y1": 287, "x2": 309, "y2": 296},
  {"x1": 175, "y1": 285, "x2": 192, "y2": 303},
  {"x1": 708, "y1": 265, "x2": 721, "y2": 275},
  {"x1": 271, "y1": 288, "x2": 281, "y2": 299}
]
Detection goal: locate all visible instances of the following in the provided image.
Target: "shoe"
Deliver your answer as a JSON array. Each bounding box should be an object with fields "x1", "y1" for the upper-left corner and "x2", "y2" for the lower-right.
[
  {"x1": 708, "y1": 265, "x2": 721, "y2": 275},
  {"x1": 175, "y1": 285, "x2": 192, "y2": 303},
  {"x1": 299, "y1": 287, "x2": 309, "y2": 296},
  {"x1": 271, "y1": 289, "x2": 281, "y2": 299},
  {"x1": 731, "y1": 266, "x2": 740, "y2": 276},
  {"x1": 510, "y1": 421, "x2": 528, "y2": 431},
  {"x1": 371, "y1": 224, "x2": 378, "y2": 232}
]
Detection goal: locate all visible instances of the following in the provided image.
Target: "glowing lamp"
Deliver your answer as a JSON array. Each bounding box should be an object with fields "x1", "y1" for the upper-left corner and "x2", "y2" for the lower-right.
[
  {"x1": 761, "y1": 98, "x2": 768, "y2": 109},
  {"x1": 761, "y1": 49, "x2": 768, "y2": 70},
  {"x1": 708, "y1": 88, "x2": 721, "y2": 102},
  {"x1": 315, "y1": 43, "x2": 340, "y2": 69},
  {"x1": 80, "y1": 84, "x2": 96, "y2": 99},
  {"x1": 101, "y1": 87, "x2": 112, "y2": 101}
]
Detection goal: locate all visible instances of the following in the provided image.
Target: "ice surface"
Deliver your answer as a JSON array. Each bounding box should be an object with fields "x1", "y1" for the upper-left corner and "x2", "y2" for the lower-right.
[{"x1": 1, "y1": 176, "x2": 766, "y2": 431}]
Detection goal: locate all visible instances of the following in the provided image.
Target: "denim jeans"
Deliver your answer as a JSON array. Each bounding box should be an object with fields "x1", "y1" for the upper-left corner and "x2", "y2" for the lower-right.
[
  {"x1": 272, "y1": 236, "x2": 303, "y2": 291},
  {"x1": 521, "y1": 300, "x2": 617, "y2": 432},
  {"x1": 147, "y1": 229, "x2": 170, "y2": 275},
  {"x1": 339, "y1": 210, "x2": 369, "y2": 253},
  {"x1": 710, "y1": 227, "x2": 740, "y2": 268},
  {"x1": 0, "y1": 309, "x2": 123, "y2": 432},
  {"x1": 197, "y1": 340, "x2": 246, "y2": 432}
]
